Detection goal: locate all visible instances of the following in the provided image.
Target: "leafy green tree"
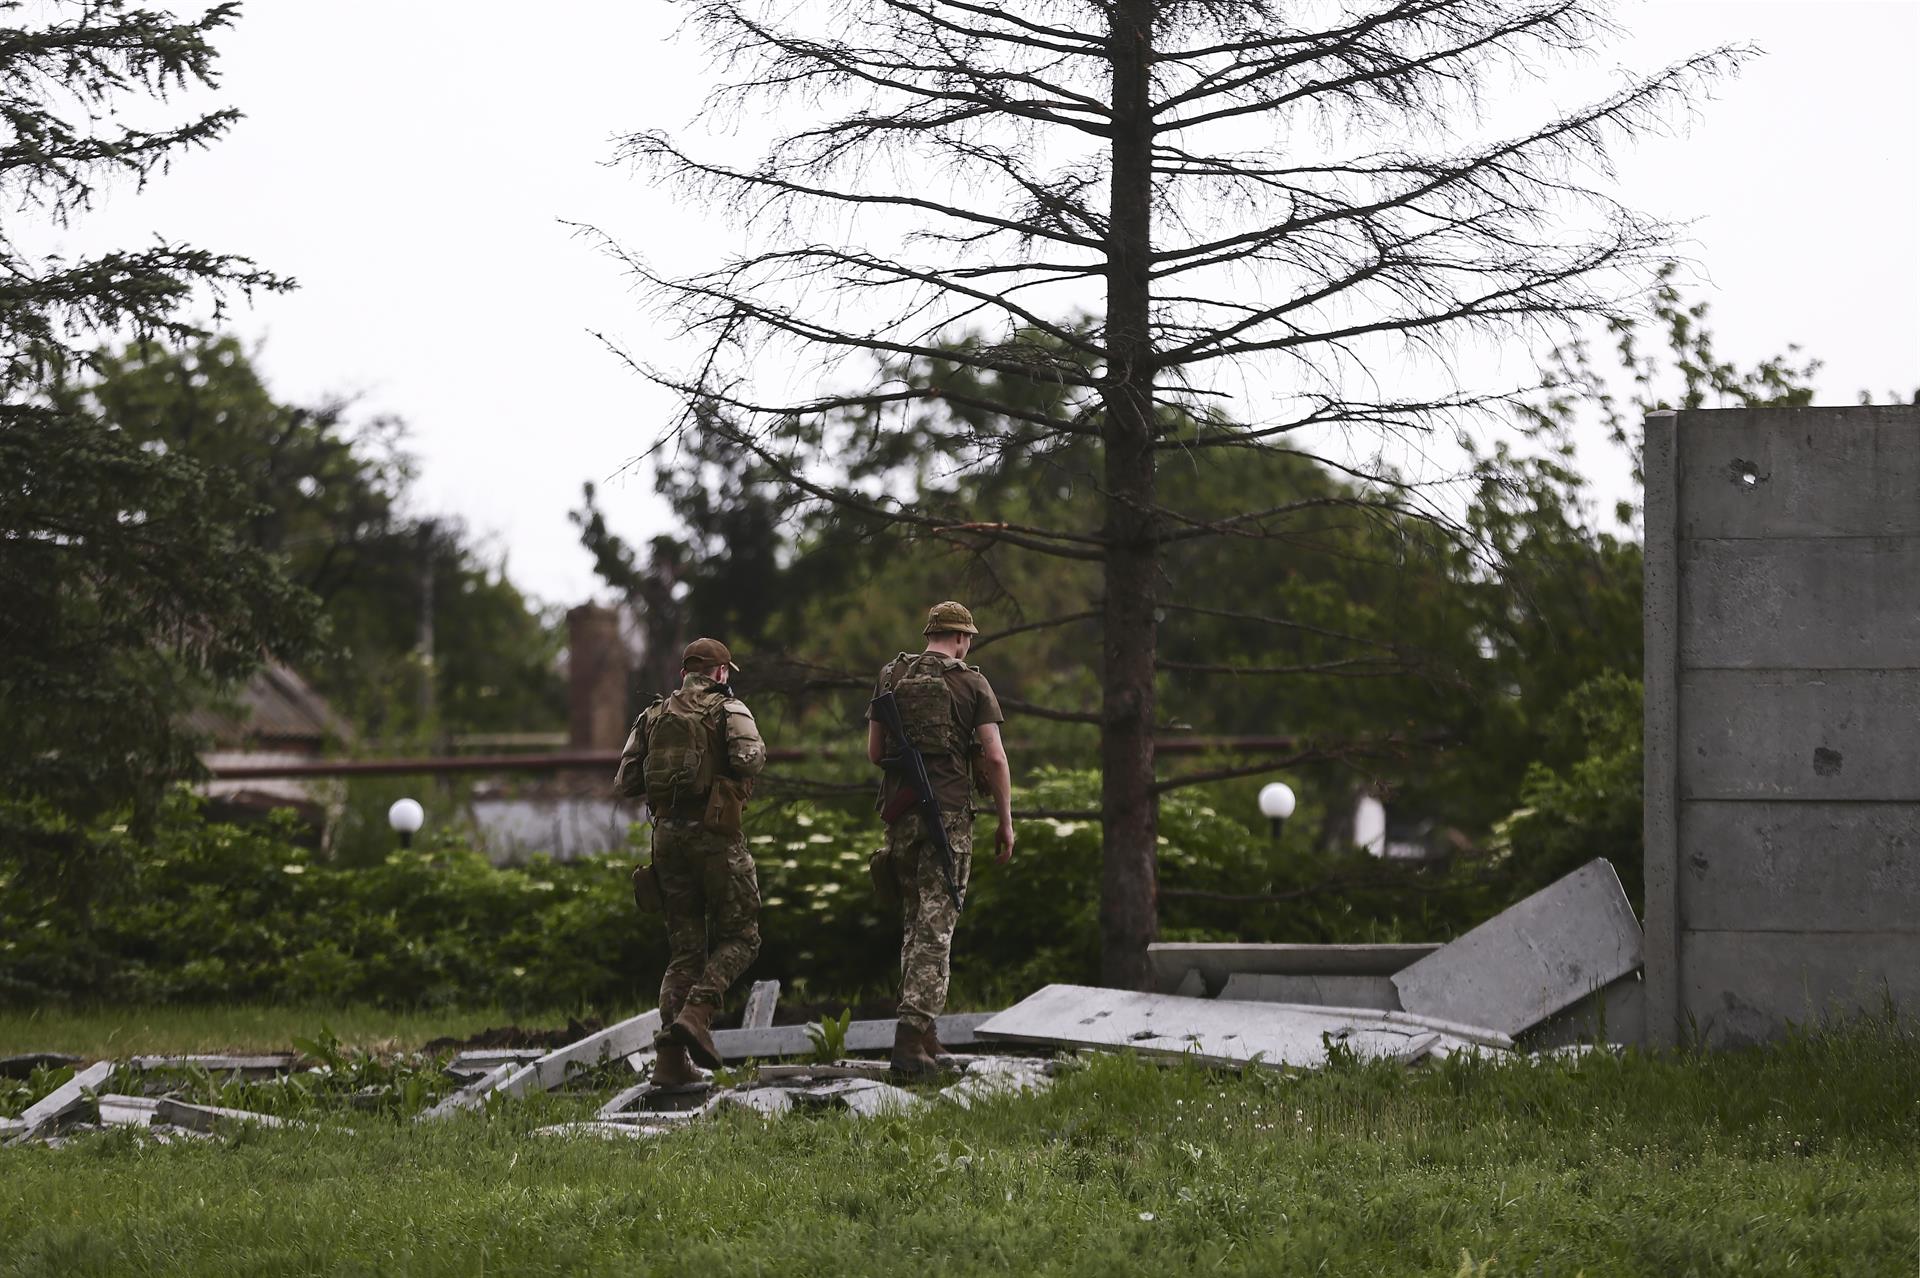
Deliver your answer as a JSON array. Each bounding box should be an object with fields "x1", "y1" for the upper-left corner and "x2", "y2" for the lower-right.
[
  {"x1": 50, "y1": 337, "x2": 566, "y2": 740},
  {"x1": 0, "y1": 2, "x2": 318, "y2": 898}
]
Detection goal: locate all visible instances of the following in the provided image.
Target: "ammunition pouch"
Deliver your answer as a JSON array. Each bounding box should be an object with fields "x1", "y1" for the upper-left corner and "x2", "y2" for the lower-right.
[
  {"x1": 868, "y1": 844, "x2": 900, "y2": 911},
  {"x1": 702, "y1": 775, "x2": 753, "y2": 836},
  {"x1": 631, "y1": 862, "x2": 663, "y2": 915}
]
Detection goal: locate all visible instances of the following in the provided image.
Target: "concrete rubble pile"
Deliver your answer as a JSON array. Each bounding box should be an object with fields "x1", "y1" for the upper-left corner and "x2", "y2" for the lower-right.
[
  {"x1": 4, "y1": 860, "x2": 1645, "y2": 1146},
  {"x1": 1144, "y1": 858, "x2": 1647, "y2": 1053}
]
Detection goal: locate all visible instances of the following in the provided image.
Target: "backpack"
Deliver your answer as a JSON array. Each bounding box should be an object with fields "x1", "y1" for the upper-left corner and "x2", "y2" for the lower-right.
[
  {"x1": 640, "y1": 689, "x2": 725, "y2": 811},
  {"x1": 884, "y1": 652, "x2": 964, "y2": 759}
]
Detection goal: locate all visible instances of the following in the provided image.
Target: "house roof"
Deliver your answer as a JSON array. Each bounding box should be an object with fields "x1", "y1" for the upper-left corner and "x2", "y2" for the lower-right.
[{"x1": 186, "y1": 663, "x2": 357, "y2": 749}]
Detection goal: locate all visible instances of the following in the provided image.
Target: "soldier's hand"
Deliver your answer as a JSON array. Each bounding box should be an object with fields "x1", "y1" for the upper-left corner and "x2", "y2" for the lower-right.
[{"x1": 995, "y1": 819, "x2": 1015, "y2": 864}]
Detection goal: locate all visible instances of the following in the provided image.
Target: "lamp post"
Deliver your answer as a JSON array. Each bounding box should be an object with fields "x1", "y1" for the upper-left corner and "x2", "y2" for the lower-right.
[
  {"x1": 1257, "y1": 782, "x2": 1296, "y2": 842},
  {"x1": 388, "y1": 797, "x2": 425, "y2": 849}
]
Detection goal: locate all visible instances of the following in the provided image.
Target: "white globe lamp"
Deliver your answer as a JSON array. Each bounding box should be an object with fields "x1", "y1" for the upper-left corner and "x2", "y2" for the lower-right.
[
  {"x1": 388, "y1": 797, "x2": 425, "y2": 849},
  {"x1": 1257, "y1": 782, "x2": 1296, "y2": 841}
]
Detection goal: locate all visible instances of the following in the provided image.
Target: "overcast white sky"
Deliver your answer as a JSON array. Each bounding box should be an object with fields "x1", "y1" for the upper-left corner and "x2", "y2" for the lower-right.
[{"x1": 37, "y1": 0, "x2": 1920, "y2": 605}]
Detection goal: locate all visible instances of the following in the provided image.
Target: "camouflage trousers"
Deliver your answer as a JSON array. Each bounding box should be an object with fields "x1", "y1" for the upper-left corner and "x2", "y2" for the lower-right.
[
  {"x1": 653, "y1": 820, "x2": 761, "y2": 1021},
  {"x1": 887, "y1": 810, "x2": 973, "y2": 1032}
]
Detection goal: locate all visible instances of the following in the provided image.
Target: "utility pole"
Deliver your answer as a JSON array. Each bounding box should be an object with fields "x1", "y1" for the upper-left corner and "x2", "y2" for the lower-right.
[{"x1": 416, "y1": 519, "x2": 436, "y2": 731}]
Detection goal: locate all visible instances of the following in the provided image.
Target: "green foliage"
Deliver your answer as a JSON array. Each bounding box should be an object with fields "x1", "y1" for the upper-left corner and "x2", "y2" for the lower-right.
[
  {"x1": 1, "y1": 775, "x2": 1528, "y2": 1011},
  {"x1": 0, "y1": 410, "x2": 323, "y2": 899},
  {"x1": 1496, "y1": 674, "x2": 1646, "y2": 905},
  {"x1": 804, "y1": 1008, "x2": 853, "y2": 1063},
  {"x1": 1, "y1": 4, "x2": 315, "y2": 900},
  {"x1": 48, "y1": 337, "x2": 566, "y2": 741},
  {"x1": 2, "y1": 1023, "x2": 1916, "y2": 1275},
  {"x1": 0, "y1": 1, "x2": 288, "y2": 391}
]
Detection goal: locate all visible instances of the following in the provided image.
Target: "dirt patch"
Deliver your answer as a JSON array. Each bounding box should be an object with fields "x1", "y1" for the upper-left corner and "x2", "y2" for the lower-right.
[{"x1": 423, "y1": 1017, "x2": 606, "y2": 1053}]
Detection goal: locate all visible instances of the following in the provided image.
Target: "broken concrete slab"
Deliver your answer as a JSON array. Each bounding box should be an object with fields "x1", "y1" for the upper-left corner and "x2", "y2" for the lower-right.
[
  {"x1": 96, "y1": 1094, "x2": 160, "y2": 1127},
  {"x1": 1522, "y1": 973, "x2": 1646, "y2": 1051},
  {"x1": 709, "y1": 1011, "x2": 994, "y2": 1061},
  {"x1": 597, "y1": 1081, "x2": 655, "y2": 1119},
  {"x1": 594, "y1": 1107, "x2": 707, "y2": 1127},
  {"x1": 417, "y1": 1061, "x2": 518, "y2": 1121},
  {"x1": 1218, "y1": 972, "x2": 1401, "y2": 1011},
  {"x1": 533, "y1": 1121, "x2": 669, "y2": 1140},
  {"x1": 129, "y1": 1054, "x2": 296, "y2": 1077},
  {"x1": 786, "y1": 1078, "x2": 921, "y2": 1118},
  {"x1": 1392, "y1": 859, "x2": 1643, "y2": 1038},
  {"x1": 507, "y1": 1009, "x2": 664, "y2": 1094},
  {"x1": 1149, "y1": 943, "x2": 1440, "y2": 994},
  {"x1": 755, "y1": 1061, "x2": 894, "y2": 1083},
  {"x1": 741, "y1": 980, "x2": 780, "y2": 1029},
  {"x1": 154, "y1": 1099, "x2": 293, "y2": 1132},
  {"x1": 978, "y1": 985, "x2": 1508, "y2": 1070},
  {"x1": 940, "y1": 1058, "x2": 1053, "y2": 1109},
  {"x1": 16, "y1": 1060, "x2": 114, "y2": 1141},
  {"x1": 445, "y1": 1048, "x2": 546, "y2": 1076},
  {"x1": 837, "y1": 1081, "x2": 921, "y2": 1118},
  {"x1": 712, "y1": 1087, "x2": 794, "y2": 1117},
  {"x1": 422, "y1": 1010, "x2": 665, "y2": 1120}
]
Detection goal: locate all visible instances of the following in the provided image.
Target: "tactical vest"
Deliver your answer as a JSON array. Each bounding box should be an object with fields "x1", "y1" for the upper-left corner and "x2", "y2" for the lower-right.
[
  {"x1": 640, "y1": 687, "x2": 727, "y2": 812},
  {"x1": 882, "y1": 651, "x2": 966, "y2": 759}
]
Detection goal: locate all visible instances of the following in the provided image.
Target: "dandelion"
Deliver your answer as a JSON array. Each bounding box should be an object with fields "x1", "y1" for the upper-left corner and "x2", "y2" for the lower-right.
[
  {"x1": 795, "y1": 812, "x2": 815, "y2": 827},
  {"x1": 282, "y1": 863, "x2": 306, "y2": 875},
  {"x1": 1138, "y1": 1212, "x2": 1155, "y2": 1223}
]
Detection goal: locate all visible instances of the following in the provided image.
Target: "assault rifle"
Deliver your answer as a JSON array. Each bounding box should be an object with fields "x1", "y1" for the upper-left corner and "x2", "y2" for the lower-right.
[{"x1": 868, "y1": 689, "x2": 963, "y2": 911}]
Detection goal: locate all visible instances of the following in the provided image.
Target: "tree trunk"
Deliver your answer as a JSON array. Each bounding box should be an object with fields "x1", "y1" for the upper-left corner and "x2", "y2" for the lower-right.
[{"x1": 1098, "y1": 0, "x2": 1159, "y2": 989}]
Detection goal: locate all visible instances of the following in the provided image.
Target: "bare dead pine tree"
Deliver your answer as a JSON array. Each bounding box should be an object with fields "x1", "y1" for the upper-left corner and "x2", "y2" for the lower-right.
[{"x1": 588, "y1": 0, "x2": 1747, "y2": 987}]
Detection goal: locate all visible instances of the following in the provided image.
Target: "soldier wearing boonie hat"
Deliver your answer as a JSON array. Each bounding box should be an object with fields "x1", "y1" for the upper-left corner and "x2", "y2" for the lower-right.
[
  {"x1": 614, "y1": 636, "x2": 766, "y2": 1090},
  {"x1": 866, "y1": 601, "x2": 1015, "y2": 1077}
]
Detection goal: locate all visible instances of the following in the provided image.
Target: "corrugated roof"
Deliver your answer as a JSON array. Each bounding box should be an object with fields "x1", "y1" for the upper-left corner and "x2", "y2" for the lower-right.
[{"x1": 186, "y1": 663, "x2": 357, "y2": 749}]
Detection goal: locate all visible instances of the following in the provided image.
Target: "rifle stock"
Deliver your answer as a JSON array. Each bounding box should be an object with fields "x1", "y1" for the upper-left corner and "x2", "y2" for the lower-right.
[{"x1": 869, "y1": 690, "x2": 963, "y2": 911}]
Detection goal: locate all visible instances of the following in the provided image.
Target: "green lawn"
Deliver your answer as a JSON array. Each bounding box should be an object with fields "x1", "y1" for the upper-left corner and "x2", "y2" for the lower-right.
[
  {"x1": 2, "y1": 1022, "x2": 1915, "y2": 1276},
  {"x1": 0, "y1": 1003, "x2": 614, "y2": 1058}
]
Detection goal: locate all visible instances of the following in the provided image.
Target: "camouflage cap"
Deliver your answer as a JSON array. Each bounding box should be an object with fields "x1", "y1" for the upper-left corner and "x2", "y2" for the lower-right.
[
  {"x1": 681, "y1": 637, "x2": 739, "y2": 673},
  {"x1": 922, "y1": 600, "x2": 979, "y2": 635}
]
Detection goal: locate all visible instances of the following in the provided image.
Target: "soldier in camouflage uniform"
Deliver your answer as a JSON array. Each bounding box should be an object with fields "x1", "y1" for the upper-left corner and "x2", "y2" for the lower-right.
[
  {"x1": 615, "y1": 637, "x2": 767, "y2": 1086},
  {"x1": 867, "y1": 601, "x2": 1015, "y2": 1077}
]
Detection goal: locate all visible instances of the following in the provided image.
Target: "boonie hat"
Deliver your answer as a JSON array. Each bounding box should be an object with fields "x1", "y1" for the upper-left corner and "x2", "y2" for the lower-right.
[
  {"x1": 922, "y1": 600, "x2": 979, "y2": 635},
  {"x1": 682, "y1": 637, "x2": 740, "y2": 672}
]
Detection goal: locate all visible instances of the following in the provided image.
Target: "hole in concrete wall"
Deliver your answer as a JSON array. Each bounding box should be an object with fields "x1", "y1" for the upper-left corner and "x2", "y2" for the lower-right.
[
  {"x1": 1728, "y1": 458, "x2": 1765, "y2": 489},
  {"x1": 1813, "y1": 747, "x2": 1844, "y2": 777}
]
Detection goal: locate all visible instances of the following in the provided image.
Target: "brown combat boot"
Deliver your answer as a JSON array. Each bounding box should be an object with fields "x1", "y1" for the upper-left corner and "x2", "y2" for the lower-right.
[
  {"x1": 890, "y1": 1020, "x2": 939, "y2": 1079},
  {"x1": 650, "y1": 1039, "x2": 706, "y2": 1091},
  {"x1": 920, "y1": 1024, "x2": 959, "y2": 1071},
  {"x1": 669, "y1": 999, "x2": 724, "y2": 1070}
]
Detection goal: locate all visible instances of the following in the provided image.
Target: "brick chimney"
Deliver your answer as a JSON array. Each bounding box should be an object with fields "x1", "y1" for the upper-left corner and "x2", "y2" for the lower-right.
[{"x1": 567, "y1": 604, "x2": 629, "y2": 751}]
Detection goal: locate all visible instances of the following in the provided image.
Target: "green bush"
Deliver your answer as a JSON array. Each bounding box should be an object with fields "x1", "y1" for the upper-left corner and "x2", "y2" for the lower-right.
[{"x1": 2, "y1": 771, "x2": 1549, "y2": 1011}]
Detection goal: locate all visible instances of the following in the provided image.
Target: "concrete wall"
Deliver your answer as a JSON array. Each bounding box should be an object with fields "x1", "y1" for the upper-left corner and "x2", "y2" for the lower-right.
[{"x1": 1643, "y1": 405, "x2": 1920, "y2": 1046}]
